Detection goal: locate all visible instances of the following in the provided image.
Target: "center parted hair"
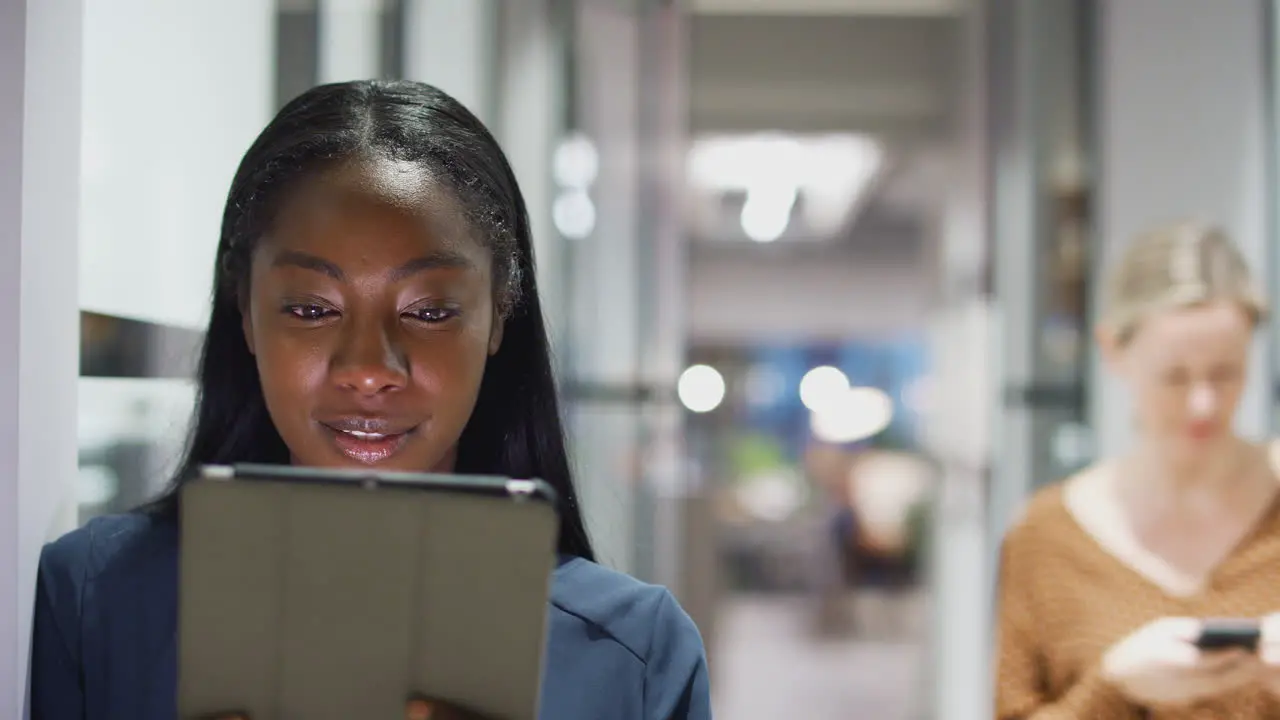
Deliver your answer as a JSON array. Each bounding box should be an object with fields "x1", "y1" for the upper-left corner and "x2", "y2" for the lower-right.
[
  {"x1": 145, "y1": 80, "x2": 593, "y2": 560},
  {"x1": 1104, "y1": 221, "x2": 1265, "y2": 344}
]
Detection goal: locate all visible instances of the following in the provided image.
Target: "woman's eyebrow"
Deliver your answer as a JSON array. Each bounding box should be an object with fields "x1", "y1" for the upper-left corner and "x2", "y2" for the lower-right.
[
  {"x1": 272, "y1": 249, "x2": 343, "y2": 280},
  {"x1": 390, "y1": 251, "x2": 475, "y2": 281},
  {"x1": 269, "y1": 249, "x2": 474, "y2": 282}
]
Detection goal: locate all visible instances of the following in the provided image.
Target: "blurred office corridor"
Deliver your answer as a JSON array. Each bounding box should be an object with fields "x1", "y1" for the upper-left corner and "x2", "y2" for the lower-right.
[{"x1": 714, "y1": 594, "x2": 926, "y2": 720}]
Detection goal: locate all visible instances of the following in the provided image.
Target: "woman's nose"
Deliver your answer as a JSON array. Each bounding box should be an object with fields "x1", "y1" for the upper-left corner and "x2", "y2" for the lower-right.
[
  {"x1": 1187, "y1": 381, "x2": 1218, "y2": 419},
  {"x1": 329, "y1": 319, "x2": 409, "y2": 395}
]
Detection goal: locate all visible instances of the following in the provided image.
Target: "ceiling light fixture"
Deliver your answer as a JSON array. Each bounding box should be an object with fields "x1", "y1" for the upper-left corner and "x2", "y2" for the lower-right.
[{"x1": 687, "y1": 133, "x2": 885, "y2": 242}]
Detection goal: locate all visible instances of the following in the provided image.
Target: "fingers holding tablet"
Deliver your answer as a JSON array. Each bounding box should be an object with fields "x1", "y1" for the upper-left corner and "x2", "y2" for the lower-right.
[{"x1": 405, "y1": 696, "x2": 489, "y2": 720}]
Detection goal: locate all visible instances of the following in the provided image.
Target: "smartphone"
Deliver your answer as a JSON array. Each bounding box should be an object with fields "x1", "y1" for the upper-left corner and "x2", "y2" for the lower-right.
[{"x1": 1195, "y1": 619, "x2": 1261, "y2": 652}]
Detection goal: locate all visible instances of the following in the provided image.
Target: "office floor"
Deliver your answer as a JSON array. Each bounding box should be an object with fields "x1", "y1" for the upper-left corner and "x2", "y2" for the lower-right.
[{"x1": 711, "y1": 592, "x2": 927, "y2": 720}]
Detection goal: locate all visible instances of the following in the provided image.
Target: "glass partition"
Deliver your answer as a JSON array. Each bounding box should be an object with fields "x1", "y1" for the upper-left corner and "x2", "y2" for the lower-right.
[{"x1": 988, "y1": 0, "x2": 1096, "y2": 541}]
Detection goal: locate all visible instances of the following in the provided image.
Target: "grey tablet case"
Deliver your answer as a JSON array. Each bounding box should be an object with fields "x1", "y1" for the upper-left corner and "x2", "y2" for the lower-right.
[{"x1": 177, "y1": 465, "x2": 560, "y2": 720}]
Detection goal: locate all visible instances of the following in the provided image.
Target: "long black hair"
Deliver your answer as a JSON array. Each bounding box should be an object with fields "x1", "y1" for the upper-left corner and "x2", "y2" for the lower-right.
[{"x1": 144, "y1": 80, "x2": 594, "y2": 561}]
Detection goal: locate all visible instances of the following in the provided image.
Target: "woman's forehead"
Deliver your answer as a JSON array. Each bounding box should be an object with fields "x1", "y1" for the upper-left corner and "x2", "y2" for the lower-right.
[
  {"x1": 266, "y1": 158, "x2": 481, "y2": 258},
  {"x1": 321, "y1": 157, "x2": 435, "y2": 205},
  {"x1": 1131, "y1": 303, "x2": 1254, "y2": 364},
  {"x1": 287, "y1": 157, "x2": 453, "y2": 214}
]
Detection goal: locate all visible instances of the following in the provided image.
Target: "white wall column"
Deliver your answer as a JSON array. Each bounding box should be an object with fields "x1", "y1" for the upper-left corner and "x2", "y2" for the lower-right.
[
  {"x1": 926, "y1": 0, "x2": 993, "y2": 717},
  {"x1": 494, "y1": 0, "x2": 569, "y2": 351},
  {"x1": 987, "y1": 0, "x2": 1039, "y2": 532},
  {"x1": 566, "y1": 0, "x2": 644, "y2": 574},
  {"x1": 318, "y1": 0, "x2": 382, "y2": 84},
  {"x1": 402, "y1": 0, "x2": 497, "y2": 126},
  {"x1": 79, "y1": 0, "x2": 274, "y2": 330},
  {"x1": 1092, "y1": 0, "x2": 1271, "y2": 453},
  {"x1": 636, "y1": 2, "x2": 692, "y2": 602},
  {"x1": 0, "y1": 1, "x2": 83, "y2": 715}
]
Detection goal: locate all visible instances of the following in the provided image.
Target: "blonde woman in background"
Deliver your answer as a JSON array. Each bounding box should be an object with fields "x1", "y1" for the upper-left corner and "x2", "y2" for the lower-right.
[{"x1": 996, "y1": 222, "x2": 1280, "y2": 718}]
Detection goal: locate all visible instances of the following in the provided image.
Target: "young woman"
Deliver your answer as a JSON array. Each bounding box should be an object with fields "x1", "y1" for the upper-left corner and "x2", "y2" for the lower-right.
[
  {"x1": 995, "y1": 222, "x2": 1280, "y2": 718},
  {"x1": 31, "y1": 80, "x2": 710, "y2": 720}
]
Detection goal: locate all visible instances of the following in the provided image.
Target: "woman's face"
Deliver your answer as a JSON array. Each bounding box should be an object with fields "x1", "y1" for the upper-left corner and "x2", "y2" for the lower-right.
[
  {"x1": 242, "y1": 158, "x2": 503, "y2": 471},
  {"x1": 1104, "y1": 300, "x2": 1253, "y2": 461}
]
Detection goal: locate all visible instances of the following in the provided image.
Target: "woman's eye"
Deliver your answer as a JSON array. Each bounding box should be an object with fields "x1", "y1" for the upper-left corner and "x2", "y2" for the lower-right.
[
  {"x1": 284, "y1": 304, "x2": 334, "y2": 321},
  {"x1": 1210, "y1": 366, "x2": 1241, "y2": 384},
  {"x1": 405, "y1": 307, "x2": 459, "y2": 324}
]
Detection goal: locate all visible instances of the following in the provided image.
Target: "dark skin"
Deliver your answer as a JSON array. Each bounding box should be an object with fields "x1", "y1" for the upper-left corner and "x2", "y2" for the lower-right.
[
  {"x1": 219, "y1": 158, "x2": 500, "y2": 720},
  {"x1": 244, "y1": 157, "x2": 502, "y2": 473}
]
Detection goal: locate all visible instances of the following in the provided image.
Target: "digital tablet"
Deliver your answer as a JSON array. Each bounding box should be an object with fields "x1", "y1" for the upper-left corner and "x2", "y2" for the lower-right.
[{"x1": 177, "y1": 464, "x2": 561, "y2": 720}]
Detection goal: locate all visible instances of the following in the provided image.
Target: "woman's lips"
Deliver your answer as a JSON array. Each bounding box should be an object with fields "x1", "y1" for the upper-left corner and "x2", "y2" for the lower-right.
[
  {"x1": 319, "y1": 419, "x2": 417, "y2": 464},
  {"x1": 1187, "y1": 423, "x2": 1218, "y2": 440}
]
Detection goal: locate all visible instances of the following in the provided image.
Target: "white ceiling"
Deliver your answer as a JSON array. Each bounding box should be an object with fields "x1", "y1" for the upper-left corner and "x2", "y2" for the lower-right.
[
  {"x1": 687, "y1": 13, "x2": 958, "y2": 248},
  {"x1": 689, "y1": 15, "x2": 958, "y2": 138}
]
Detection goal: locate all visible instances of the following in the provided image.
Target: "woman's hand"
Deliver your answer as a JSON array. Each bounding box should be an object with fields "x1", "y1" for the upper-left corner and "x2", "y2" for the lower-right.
[
  {"x1": 1101, "y1": 616, "x2": 1260, "y2": 707},
  {"x1": 214, "y1": 695, "x2": 489, "y2": 720},
  {"x1": 1256, "y1": 613, "x2": 1280, "y2": 696},
  {"x1": 402, "y1": 697, "x2": 489, "y2": 720}
]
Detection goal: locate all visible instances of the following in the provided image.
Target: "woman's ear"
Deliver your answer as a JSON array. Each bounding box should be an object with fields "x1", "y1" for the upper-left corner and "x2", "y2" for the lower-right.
[
  {"x1": 1094, "y1": 323, "x2": 1124, "y2": 372},
  {"x1": 241, "y1": 297, "x2": 257, "y2": 356},
  {"x1": 488, "y1": 311, "x2": 505, "y2": 356}
]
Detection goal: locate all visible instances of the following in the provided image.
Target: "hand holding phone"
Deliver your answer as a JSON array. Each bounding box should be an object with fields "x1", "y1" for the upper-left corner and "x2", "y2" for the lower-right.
[
  {"x1": 1258, "y1": 613, "x2": 1280, "y2": 698},
  {"x1": 1102, "y1": 616, "x2": 1259, "y2": 706},
  {"x1": 1195, "y1": 619, "x2": 1261, "y2": 653}
]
